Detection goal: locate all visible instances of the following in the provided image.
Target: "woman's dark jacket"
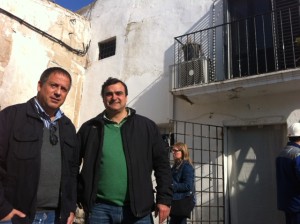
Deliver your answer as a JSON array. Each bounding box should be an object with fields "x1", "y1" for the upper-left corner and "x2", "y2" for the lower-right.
[
  {"x1": 171, "y1": 160, "x2": 195, "y2": 200},
  {"x1": 77, "y1": 108, "x2": 173, "y2": 218},
  {"x1": 0, "y1": 98, "x2": 79, "y2": 224}
]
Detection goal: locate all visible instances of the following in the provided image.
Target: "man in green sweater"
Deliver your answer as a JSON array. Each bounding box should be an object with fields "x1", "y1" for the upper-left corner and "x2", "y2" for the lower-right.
[{"x1": 77, "y1": 77, "x2": 173, "y2": 224}]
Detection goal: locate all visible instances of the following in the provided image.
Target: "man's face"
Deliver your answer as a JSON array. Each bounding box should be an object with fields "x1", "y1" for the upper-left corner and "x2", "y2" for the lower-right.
[
  {"x1": 36, "y1": 72, "x2": 71, "y2": 116},
  {"x1": 103, "y1": 82, "x2": 127, "y2": 113}
]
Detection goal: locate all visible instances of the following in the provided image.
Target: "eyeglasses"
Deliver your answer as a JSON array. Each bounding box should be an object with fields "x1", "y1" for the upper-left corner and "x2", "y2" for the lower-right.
[
  {"x1": 172, "y1": 149, "x2": 182, "y2": 153},
  {"x1": 50, "y1": 124, "x2": 58, "y2": 145}
]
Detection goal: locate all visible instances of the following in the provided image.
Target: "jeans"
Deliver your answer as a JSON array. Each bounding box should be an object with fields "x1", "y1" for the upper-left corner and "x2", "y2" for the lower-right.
[
  {"x1": 0, "y1": 220, "x2": 11, "y2": 224},
  {"x1": 0, "y1": 211, "x2": 56, "y2": 224},
  {"x1": 32, "y1": 211, "x2": 56, "y2": 224},
  {"x1": 89, "y1": 202, "x2": 153, "y2": 224}
]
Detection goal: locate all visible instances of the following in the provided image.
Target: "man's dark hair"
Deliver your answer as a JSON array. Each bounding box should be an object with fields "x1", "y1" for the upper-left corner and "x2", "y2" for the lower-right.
[
  {"x1": 289, "y1": 136, "x2": 300, "y2": 142},
  {"x1": 101, "y1": 77, "x2": 128, "y2": 97},
  {"x1": 39, "y1": 67, "x2": 72, "y2": 87}
]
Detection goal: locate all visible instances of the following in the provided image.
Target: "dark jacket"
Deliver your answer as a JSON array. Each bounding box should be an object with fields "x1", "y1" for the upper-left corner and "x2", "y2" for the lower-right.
[
  {"x1": 276, "y1": 142, "x2": 300, "y2": 212},
  {"x1": 0, "y1": 98, "x2": 79, "y2": 224},
  {"x1": 77, "y1": 108, "x2": 173, "y2": 218},
  {"x1": 171, "y1": 160, "x2": 195, "y2": 201}
]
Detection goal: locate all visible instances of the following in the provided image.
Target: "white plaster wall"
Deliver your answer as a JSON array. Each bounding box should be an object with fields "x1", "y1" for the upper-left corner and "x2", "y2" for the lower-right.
[
  {"x1": 0, "y1": 0, "x2": 90, "y2": 53},
  {"x1": 78, "y1": 0, "x2": 214, "y2": 125},
  {"x1": 0, "y1": 0, "x2": 90, "y2": 126},
  {"x1": 173, "y1": 89, "x2": 300, "y2": 129}
]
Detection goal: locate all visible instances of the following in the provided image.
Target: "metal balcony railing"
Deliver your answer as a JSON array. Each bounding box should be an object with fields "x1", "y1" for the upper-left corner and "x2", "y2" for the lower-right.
[{"x1": 173, "y1": 4, "x2": 300, "y2": 89}]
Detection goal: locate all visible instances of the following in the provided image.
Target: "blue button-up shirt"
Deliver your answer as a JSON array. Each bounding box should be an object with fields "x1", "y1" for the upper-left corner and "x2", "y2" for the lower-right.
[{"x1": 34, "y1": 98, "x2": 63, "y2": 128}]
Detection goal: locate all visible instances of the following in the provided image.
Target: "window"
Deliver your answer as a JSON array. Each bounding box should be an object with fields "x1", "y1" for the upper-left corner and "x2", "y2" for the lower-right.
[
  {"x1": 98, "y1": 37, "x2": 116, "y2": 60},
  {"x1": 228, "y1": 0, "x2": 274, "y2": 76}
]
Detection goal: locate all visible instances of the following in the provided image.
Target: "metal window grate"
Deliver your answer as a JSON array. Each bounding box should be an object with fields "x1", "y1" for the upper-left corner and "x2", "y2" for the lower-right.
[
  {"x1": 98, "y1": 37, "x2": 116, "y2": 60},
  {"x1": 168, "y1": 120, "x2": 225, "y2": 224}
]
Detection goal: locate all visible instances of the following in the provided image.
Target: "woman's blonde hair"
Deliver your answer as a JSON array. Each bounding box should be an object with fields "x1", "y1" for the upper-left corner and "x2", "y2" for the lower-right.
[{"x1": 173, "y1": 142, "x2": 193, "y2": 165}]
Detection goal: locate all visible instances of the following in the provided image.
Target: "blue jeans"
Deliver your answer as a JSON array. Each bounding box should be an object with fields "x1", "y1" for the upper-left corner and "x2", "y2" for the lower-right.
[
  {"x1": 0, "y1": 210, "x2": 56, "y2": 224},
  {"x1": 89, "y1": 202, "x2": 153, "y2": 224},
  {"x1": 32, "y1": 211, "x2": 57, "y2": 224}
]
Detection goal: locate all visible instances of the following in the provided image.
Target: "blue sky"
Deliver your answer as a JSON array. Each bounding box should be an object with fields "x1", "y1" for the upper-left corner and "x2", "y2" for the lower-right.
[{"x1": 53, "y1": 0, "x2": 95, "y2": 12}]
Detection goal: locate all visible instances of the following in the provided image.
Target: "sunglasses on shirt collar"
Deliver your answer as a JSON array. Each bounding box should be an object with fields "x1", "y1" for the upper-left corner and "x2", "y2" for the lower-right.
[{"x1": 50, "y1": 124, "x2": 58, "y2": 145}]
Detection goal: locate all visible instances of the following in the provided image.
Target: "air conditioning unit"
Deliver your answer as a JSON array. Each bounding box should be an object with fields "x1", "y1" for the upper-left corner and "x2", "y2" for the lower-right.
[{"x1": 179, "y1": 57, "x2": 209, "y2": 87}]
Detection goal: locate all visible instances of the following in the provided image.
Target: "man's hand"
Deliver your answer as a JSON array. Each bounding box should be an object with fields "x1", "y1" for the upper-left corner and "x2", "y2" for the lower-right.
[
  {"x1": 66, "y1": 212, "x2": 75, "y2": 224},
  {"x1": 155, "y1": 204, "x2": 170, "y2": 223},
  {"x1": 1, "y1": 209, "x2": 26, "y2": 221}
]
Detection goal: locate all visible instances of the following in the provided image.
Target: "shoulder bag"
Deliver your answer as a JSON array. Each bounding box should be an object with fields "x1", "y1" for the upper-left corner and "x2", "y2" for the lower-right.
[{"x1": 170, "y1": 194, "x2": 195, "y2": 218}]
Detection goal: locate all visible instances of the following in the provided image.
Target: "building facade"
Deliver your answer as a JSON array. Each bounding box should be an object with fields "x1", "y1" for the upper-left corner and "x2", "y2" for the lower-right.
[
  {"x1": 80, "y1": 0, "x2": 299, "y2": 223},
  {"x1": 1, "y1": 0, "x2": 299, "y2": 223},
  {"x1": 0, "y1": 0, "x2": 90, "y2": 125}
]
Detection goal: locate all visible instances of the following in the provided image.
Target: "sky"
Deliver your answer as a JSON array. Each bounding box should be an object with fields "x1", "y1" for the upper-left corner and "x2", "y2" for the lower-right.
[{"x1": 53, "y1": 0, "x2": 95, "y2": 12}]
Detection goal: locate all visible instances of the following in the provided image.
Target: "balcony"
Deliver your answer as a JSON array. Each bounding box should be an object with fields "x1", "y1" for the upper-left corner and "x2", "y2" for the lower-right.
[{"x1": 172, "y1": 4, "x2": 300, "y2": 104}]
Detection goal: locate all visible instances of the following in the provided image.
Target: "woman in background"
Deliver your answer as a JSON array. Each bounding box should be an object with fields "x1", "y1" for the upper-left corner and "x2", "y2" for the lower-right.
[{"x1": 169, "y1": 142, "x2": 195, "y2": 224}]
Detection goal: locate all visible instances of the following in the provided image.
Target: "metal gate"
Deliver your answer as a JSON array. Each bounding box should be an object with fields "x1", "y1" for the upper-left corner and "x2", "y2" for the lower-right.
[{"x1": 167, "y1": 120, "x2": 225, "y2": 224}]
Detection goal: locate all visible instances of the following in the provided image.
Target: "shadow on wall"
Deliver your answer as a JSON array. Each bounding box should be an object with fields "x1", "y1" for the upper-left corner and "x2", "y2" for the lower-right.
[
  {"x1": 226, "y1": 124, "x2": 286, "y2": 224},
  {"x1": 128, "y1": 2, "x2": 221, "y2": 120}
]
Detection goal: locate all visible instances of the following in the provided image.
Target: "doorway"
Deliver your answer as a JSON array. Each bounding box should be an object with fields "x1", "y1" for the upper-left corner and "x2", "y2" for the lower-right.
[{"x1": 226, "y1": 124, "x2": 286, "y2": 224}]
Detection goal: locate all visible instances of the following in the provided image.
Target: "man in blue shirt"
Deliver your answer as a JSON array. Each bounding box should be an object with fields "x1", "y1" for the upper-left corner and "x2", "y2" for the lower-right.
[
  {"x1": 276, "y1": 122, "x2": 300, "y2": 224},
  {"x1": 0, "y1": 67, "x2": 78, "y2": 224}
]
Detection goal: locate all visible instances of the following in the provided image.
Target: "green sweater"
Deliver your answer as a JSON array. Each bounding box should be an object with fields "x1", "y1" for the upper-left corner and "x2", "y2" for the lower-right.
[{"x1": 96, "y1": 120, "x2": 129, "y2": 205}]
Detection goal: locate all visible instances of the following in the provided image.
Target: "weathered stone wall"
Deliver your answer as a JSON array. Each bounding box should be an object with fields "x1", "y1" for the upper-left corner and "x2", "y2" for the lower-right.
[{"x1": 0, "y1": 0, "x2": 91, "y2": 128}]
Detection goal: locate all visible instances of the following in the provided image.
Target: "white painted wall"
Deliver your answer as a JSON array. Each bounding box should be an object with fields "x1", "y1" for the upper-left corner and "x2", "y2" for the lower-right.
[
  {"x1": 173, "y1": 87, "x2": 300, "y2": 128},
  {"x1": 78, "y1": 0, "x2": 214, "y2": 125},
  {"x1": 76, "y1": 1, "x2": 300, "y2": 223},
  {"x1": 78, "y1": 0, "x2": 300, "y2": 129},
  {"x1": 0, "y1": 0, "x2": 90, "y2": 125}
]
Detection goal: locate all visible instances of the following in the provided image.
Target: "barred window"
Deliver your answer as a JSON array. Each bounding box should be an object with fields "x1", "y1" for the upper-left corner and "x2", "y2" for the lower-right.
[{"x1": 98, "y1": 37, "x2": 116, "y2": 60}]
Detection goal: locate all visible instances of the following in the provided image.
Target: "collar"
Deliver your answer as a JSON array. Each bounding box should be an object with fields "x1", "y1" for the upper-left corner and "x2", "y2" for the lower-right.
[
  {"x1": 103, "y1": 107, "x2": 130, "y2": 124},
  {"x1": 287, "y1": 141, "x2": 300, "y2": 149},
  {"x1": 34, "y1": 98, "x2": 64, "y2": 123}
]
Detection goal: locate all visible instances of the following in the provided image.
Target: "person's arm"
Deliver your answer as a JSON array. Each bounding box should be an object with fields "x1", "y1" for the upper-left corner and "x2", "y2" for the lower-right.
[
  {"x1": 76, "y1": 124, "x2": 88, "y2": 206},
  {"x1": 69, "y1": 124, "x2": 80, "y2": 216},
  {"x1": 0, "y1": 108, "x2": 26, "y2": 220},
  {"x1": 155, "y1": 204, "x2": 170, "y2": 224},
  {"x1": 151, "y1": 122, "x2": 173, "y2": 223},
  {"x1": 172, "y1": 163, "x2": 194, "y2": 193},
  {"x1": 1, "y1": 209, "x2": 26, "y2": 221},
  {"x1": 294, "y1": 154, "x2": 300, "y2": 181},
  {"x1": 66, "y1": 212, "x2": 75, "y2": 224}
]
